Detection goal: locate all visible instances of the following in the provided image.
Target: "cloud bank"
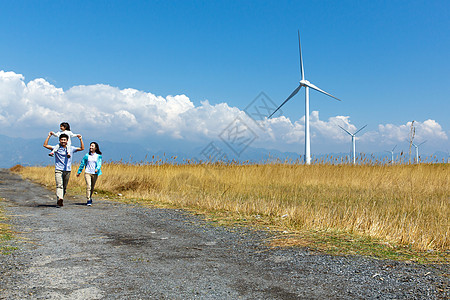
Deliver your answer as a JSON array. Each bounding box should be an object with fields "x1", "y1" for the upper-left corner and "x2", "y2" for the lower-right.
[{"x1": 0, "y1": 70, "x2": 447, "y2": 153}]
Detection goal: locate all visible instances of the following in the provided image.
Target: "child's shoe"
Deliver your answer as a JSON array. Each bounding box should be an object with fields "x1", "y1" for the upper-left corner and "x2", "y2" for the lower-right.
[{"x1": 48, "y1": 152, "x2": 54, "y2": 157}]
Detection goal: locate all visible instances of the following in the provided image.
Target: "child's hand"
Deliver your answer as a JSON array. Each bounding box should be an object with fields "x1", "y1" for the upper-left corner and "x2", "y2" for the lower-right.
[
  {"x1": 49, "y1": 131, "x2": 54, "y2": 136},
  {"x1": 77, "y1": 134, "x2": 82, "y2": 138}
]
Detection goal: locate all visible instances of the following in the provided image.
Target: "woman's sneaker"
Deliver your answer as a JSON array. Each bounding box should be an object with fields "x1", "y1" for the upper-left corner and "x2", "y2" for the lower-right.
[{"x1": 87, "y1": 199, "x2": 92, "y2": 206}]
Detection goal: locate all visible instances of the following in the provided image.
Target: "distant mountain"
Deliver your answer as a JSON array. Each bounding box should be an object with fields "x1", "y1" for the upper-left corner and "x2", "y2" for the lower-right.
[
  {"x1": 0, "y1": 134, "x2": 154, "y2": 168},
  {"x1": 0, "y1": 135, "x2": 49, "y2": 168},
  {"x1": 0, "y1": 134, "x2": 448, "y2": 168}
]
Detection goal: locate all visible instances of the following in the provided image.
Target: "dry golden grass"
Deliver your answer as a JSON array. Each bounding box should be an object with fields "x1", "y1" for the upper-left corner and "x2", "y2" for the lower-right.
[{"x1": 15, "y1": 163, "x2": 449, "y2": 255}]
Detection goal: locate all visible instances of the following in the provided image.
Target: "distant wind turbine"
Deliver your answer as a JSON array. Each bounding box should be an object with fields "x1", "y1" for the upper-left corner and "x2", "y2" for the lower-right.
[
  {"x1": 385, "y1": 145, "x2": 397, "y2": 164},
  {"x1": 338, "y1": 124, "x2": 367, "y2": 165},
  {"x1": 268, "y1": 30, "x2": 341, "y2": 165},
  {"x1": 412, "y1": 141, "x2": 426, "y2": 164}
]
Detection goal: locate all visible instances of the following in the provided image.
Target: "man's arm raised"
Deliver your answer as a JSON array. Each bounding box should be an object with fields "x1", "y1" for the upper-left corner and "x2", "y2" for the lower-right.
[
  {"x1": 74, "y1": 135, "x2": 84, "y2": 152},
  {"x1": 43, "y1": 132, "x2": 53, "y2": 151}
]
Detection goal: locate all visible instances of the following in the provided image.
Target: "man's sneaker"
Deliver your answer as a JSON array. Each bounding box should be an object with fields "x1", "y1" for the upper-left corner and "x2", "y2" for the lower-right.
[
  {"x1": 87, "y1": 199, "x2": 92, "y2": 206},
  {"x1": 57, "y1": 199, "x2": 63, "y2": 207}
]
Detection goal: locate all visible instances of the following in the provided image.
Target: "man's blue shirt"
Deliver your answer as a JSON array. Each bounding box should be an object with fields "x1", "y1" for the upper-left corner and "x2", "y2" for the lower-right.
[{"x1": 54, "y1": 145, "x2": 77, "y2": 171}]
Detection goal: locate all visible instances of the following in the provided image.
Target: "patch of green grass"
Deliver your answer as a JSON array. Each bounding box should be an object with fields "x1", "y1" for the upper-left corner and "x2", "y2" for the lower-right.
[
  {"x1": 0, "y1": 198, "x2": 16, "y2": 255},
  {"x1": 0, "y1": 244, "x2": 18, "y2": 255},
  {"x1": 268, "y1": 229, "x2": 448, "y2": 264}
]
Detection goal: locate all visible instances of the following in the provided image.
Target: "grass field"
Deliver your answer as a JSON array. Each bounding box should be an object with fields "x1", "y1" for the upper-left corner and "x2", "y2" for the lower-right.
[{"x1": 13, "y1": 162, "x2": 449, "y2": 262}]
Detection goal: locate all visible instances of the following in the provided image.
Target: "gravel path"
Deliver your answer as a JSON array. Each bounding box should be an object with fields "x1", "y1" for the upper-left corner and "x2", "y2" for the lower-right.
[{"x1": 0, "y1": 169, "x2": 448, "y2": 299}]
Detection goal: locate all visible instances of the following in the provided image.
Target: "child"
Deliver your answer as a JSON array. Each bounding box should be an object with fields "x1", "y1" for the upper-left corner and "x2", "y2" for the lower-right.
[{"x1": 49, "y1": 122, "x2": 81, "y2": 158}]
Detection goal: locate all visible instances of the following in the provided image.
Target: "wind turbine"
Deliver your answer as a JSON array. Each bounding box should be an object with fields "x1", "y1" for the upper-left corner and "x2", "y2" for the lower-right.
[
  {"x1": 268, "y1": 30, "x2": 341, "y2": 165},
  {"x1": 385, "y1": 145, "x2": 397, "y2": 164},
  {"x1": 338, "y1": 124, "x2": 367, "y2": 165},
  {"x1": 412, "y1": 141, "x2": 426, "y2": 164}
]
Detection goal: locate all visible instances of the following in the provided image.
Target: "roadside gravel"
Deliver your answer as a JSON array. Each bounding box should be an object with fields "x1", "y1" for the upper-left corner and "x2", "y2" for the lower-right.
[{"x1": 0, "y1": 169, "x2": 448, "y2": 299}]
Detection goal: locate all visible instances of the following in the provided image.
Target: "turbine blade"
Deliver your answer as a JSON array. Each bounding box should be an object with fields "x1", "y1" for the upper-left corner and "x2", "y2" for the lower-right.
[
  {"x1": 354, "y1": 124, "x2": 367, "y2": 135},
  {"x1": 298, "y1": 30, "x2": 305, "y2": 81},
  {"x1": 304, "y1": 81, "x2": 341, "y2": 101},
  {"x1": 338, "y1": 125, "x2": 352, "y2": 136},
  {"x1": 392, "y1": 145, "x2": 397, "y2": 152},
  {"x1": 419, "y1": 140, "x2": 427, "y2": 146},
  {"x1": 268, "y1": 85, "x2": 302, "y2": 118}
]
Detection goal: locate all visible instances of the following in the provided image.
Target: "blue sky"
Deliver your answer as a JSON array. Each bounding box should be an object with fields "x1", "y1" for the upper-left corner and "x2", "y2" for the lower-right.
[{"x1": 1, "y1": 0, "x2": 449, "y2": 157}]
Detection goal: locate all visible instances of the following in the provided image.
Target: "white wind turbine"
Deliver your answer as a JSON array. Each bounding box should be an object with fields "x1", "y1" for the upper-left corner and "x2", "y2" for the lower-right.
[
  {"x1": 412, "y1": 141, "x2": 426, "y2": 164},
  {"x1": 269, "y1": 30, "x2": 341, "y2": 165},
  {"x1": 385, "y1": 145, "x2": 397, "y2": 164},
  {"x1": 338, "y1": 124, "x2": 367, "y2": 165}
]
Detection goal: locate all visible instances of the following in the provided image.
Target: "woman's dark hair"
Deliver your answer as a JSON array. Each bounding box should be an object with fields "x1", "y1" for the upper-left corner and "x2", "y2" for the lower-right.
[
  {"x1": 90, "y1": 142, "x2": 102, "y2": 155},
  {"x1": 60, "y1": 122, "x2": 71, "y2": 131}
]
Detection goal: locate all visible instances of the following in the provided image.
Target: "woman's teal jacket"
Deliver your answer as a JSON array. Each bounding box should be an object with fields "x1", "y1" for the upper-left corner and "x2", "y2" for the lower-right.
[{"x1": 77, "y1": 153, "x2": 102, "y2": 176}]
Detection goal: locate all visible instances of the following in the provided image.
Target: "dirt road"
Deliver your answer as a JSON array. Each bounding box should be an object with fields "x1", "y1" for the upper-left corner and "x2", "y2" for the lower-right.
[{"x1": 0, "y1": 169, "x2": 447, "y2": 299}]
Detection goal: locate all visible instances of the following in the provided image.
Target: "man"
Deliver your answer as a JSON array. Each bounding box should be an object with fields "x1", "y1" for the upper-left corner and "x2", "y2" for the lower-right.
[{"x1": 43, "y1": 132, "x2": 84, "y2": 207}]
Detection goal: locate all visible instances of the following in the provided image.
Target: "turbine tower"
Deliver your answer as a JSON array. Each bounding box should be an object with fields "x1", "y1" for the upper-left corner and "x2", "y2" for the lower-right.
[
  {"x1": 338, "y1": 125, "x2": 367, "y2": 165},
  {"x1": 412, "y1": 141, "x2": 426, "y2": 164},
  {"x1": 385, "y1": 145, "x2": 397, "y2": 164},
  {"x1": 269, "y1": 30, "x2": 341, "y2": 165}
]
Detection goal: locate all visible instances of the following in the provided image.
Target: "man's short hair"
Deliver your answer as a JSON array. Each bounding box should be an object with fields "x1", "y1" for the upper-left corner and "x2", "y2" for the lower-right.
[{"x1": 59, "y1": 133, "x2": 69, "y2": 140}]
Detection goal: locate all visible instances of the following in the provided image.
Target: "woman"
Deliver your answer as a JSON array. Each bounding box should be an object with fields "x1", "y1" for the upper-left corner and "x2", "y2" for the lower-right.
[{"x1": 77, "y1": 142, "x2": 102, "y2": 206}]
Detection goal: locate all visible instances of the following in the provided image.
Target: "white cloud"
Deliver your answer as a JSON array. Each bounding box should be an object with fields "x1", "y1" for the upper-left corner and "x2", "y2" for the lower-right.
[
  {"x1": 263, "y1": 116, "x2": 304, "y2": 143},
  {"x1": 377, "y1": 120, "x2": 448, "y2": 143},
  {"x1": 0, "y1": 71, "x2": 241, "y2": 141},
  {"x1": 0, "y1": 70, "x2": 447, "y2": 153},
  {"x1": 310, "y1": 112, "x2": 356, "y2": 142}
]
